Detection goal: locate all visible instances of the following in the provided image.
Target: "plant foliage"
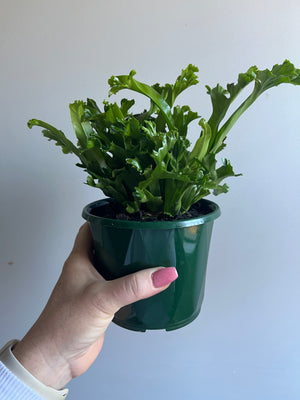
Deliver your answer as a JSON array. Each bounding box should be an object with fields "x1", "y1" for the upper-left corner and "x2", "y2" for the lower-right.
[{"x1": 28, "y1": 60, "x2": 300, "y2": 217}]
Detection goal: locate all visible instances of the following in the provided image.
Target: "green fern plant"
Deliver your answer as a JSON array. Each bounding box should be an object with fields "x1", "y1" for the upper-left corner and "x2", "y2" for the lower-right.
[{"x1": 28, "y1": 60, "x2": 300, "y2": 217}]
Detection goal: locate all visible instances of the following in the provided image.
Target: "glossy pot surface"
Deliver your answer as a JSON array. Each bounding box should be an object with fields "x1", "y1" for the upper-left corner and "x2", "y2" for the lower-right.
[{"x1": 82, "y1": 198, "x2": 220, "y2": 331}]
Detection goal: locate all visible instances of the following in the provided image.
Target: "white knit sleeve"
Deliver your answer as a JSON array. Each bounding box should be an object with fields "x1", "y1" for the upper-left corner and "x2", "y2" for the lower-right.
[{"x1": 0, "y1": 360, "x2": 45, "y2": 400}]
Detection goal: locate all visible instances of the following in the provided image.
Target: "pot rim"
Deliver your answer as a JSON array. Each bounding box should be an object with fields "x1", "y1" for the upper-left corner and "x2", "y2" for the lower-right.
[{"x1": 82, "y1": 198, "x2": 221, "y2": 229}]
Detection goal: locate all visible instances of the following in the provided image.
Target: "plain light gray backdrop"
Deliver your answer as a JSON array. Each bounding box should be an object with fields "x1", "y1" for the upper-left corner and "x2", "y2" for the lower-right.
[{"x1": 1, "y1": 1, "x2": 300, "y2": 399}]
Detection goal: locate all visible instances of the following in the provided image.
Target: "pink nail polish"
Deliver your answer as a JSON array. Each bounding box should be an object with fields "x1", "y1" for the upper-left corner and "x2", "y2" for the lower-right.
[{"x1": 152, "y1": 267, "x2": 178, "y2": 288}]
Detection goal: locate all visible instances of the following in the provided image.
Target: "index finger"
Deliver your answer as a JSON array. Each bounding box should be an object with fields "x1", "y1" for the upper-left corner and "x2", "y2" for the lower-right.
[{"x1": 71, "y1": 222, "x2": 93, "y2": 257}]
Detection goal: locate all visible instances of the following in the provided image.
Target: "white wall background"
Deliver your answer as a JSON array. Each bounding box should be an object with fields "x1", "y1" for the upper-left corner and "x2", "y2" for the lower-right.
[{"x1": 1, "y1": 0, "x2": 300, "y2": 399}]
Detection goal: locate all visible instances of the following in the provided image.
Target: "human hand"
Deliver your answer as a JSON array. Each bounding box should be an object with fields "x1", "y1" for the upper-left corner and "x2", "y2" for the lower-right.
[{"x1": 12, "y1": 223, "x2": 178, "y2": 389}]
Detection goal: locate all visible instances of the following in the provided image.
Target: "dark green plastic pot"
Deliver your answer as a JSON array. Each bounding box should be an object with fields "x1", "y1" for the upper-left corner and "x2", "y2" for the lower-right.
[{"x1": 82, "y1": 198, "x2": 220, "y2": 331}]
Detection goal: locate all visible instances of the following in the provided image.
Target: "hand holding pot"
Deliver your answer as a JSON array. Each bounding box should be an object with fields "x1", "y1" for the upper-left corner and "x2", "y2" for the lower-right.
[{"x1": 12, "y1": 223, "x2": 178, "y2": 390}]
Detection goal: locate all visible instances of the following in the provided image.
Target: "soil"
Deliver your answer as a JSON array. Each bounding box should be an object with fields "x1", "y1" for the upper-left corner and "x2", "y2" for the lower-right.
[{"x1": 91, "y1": 198, "x2": 214, "y2": 222}]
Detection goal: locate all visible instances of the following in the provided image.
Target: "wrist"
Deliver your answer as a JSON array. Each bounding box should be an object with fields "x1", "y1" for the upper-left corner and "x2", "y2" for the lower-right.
[
  {"x1": 0, "y1": 339, "x2": 69, "y2": 399},
  {"x1": 13, "y1": 337, "x2": 72, "y2": 390}
]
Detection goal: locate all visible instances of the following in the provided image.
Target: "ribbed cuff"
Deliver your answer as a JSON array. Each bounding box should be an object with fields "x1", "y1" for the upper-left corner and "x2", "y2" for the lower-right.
[
  {"x1": 0, "y1": 340, "x2": 69, "y2": 400},
  {"x1": 0, "y1": 360, "x2": 45, "y2": 400}
]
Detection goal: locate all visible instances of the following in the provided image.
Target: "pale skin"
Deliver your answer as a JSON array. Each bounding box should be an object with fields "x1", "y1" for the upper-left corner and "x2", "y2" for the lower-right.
[{"x1": 12, "y1": 223, "x2": 178, "y2": 390}]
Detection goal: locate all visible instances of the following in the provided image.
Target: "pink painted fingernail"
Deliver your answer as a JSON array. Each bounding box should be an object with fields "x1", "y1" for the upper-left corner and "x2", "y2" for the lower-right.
[{"x1": 152, "y1": 267, "x2": 178, "y2": 288}]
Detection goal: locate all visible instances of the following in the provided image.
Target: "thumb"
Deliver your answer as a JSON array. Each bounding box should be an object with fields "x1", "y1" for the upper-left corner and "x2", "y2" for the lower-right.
[{"x1": 100, "y1": 267, "x2": 178, "y2": 314}]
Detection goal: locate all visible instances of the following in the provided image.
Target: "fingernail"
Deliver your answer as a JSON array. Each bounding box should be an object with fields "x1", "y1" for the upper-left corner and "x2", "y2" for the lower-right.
[{"x1": 152, "y1": 267, "x2": 178, "y2": 288}]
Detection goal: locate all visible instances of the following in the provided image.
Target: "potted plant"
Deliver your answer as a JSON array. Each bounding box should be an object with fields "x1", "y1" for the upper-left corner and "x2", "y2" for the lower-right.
[{"x1": 28, "y1": 60, "x2": 300, "y2": 331}]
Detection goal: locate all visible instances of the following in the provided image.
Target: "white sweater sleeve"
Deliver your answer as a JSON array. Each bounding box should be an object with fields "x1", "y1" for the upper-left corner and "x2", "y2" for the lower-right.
[{"x1": 0, "y1": 360, "x2": 45, "y2": 400}]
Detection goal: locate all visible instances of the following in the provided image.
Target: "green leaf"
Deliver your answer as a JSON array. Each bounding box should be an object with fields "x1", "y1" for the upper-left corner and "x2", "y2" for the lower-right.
[
  {"x1": 213, "y1": 183, "x2": 229, "y2": 195},
  {"x1": 206, "y1": 66, "x2": 257, "y2": 139},
  {"x1": 27, "y1": 119, "x2": 82, "y2": 158},
  {"x1": 120, "y1": 98, "x2": 135, "y2": 116},
  {"x1": 152, "y1": 64, "x2": 199, "y2": 107},
  {"x1": 190, "y1": 118, "x2": 212, "y2": 162},
  {"x1": 85, "y1": 98, "x2": 101, "y2": 118},
  {"x1": 209, "y1": 60, "x2": 300, "y2": 153},
  {"x1": 103, "y1": 101, "x2": 125, "y2": 124},
  {"x1": 216, "y1": 158, "x2": 241, "y2": 183},
  {"x1": 69, "y1": 101, "x2": 94, "y2": 148},
  {"x1": 172, "y1": 105, "x2": 200, "y2": 137},
  {"x1": 108, "y1": 70, "x2": 175, "y2": 130},
  {"x1": 172, "y1": 64, "x2": 199, "y2": 105},
  {"x1": 126, "y1": 158, "x2": 143, "y2": 172}
]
